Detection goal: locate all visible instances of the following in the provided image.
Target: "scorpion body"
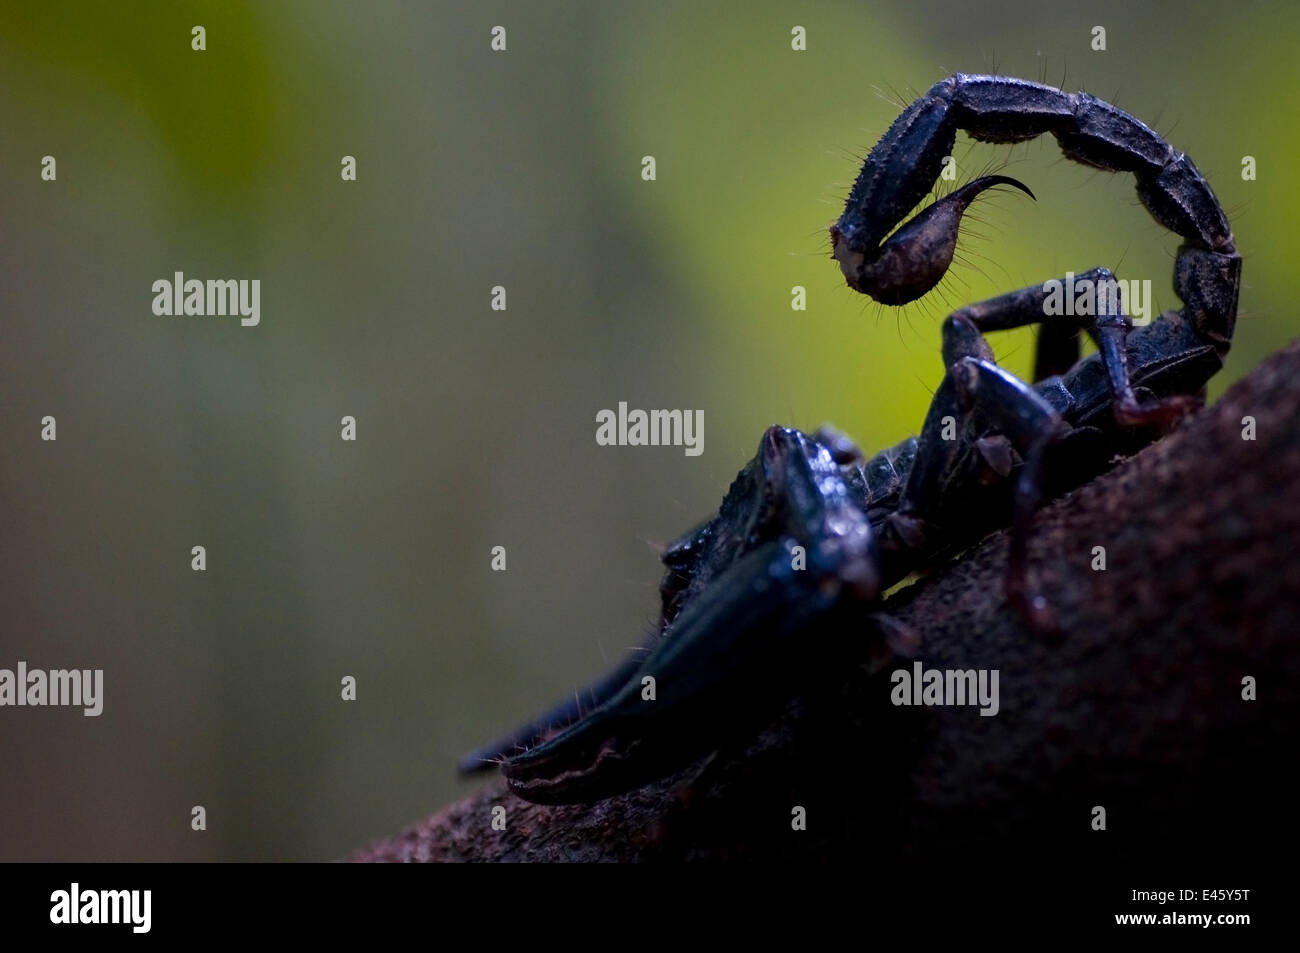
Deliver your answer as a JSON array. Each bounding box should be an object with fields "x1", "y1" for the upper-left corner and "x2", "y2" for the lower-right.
[{"x1": 461, "y1": 74, "x2": 1241, "y2": 804}]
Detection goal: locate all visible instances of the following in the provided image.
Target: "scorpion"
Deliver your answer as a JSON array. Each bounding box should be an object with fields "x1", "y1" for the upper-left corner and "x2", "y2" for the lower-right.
[{"x1": 460, "y1": 74, "x2": 1241, "y2": 805}]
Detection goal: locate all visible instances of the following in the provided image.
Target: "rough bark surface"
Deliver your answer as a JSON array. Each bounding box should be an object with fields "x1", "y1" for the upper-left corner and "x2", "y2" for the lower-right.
[{"x1": 352, "y1": 341, "x2": 1300, "y2": 863}]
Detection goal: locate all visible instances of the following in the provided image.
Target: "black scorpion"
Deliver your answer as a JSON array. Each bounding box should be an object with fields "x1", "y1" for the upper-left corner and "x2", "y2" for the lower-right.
[{"x1": 460, "y1": 74, "x2": 1241, "y2": 804}]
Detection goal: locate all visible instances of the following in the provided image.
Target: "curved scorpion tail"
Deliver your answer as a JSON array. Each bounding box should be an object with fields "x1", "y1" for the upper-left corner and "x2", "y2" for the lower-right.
[{"x1": 833, "y1": 74, "x2": 1240, "y2": 358}]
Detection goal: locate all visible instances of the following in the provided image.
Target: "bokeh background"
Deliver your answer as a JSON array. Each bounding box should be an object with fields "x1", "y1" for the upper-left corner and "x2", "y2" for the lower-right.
[{"x1": 1, "y1": 0, "x2": 1295, "y2": 861}]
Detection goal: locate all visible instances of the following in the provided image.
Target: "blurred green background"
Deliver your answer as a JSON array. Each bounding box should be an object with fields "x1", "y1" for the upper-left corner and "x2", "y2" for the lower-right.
[{"x1": 1, "y1": 0, "x2": 1295, "y2": 860}]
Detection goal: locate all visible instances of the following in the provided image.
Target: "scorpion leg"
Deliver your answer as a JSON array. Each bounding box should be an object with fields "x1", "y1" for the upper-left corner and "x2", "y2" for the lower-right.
[
  {"x1": 891, "y1": 353, "x2": 1069, "y2": 630},
  {"x1": 942, "y1": 362, "x2": 1073, "y2": 632},
  {"x1": 499, "y1": 428, "x2": 886, "y2": 803},
  {"x1": 941, "y1": 270, "x2": 1196, "y2": 428}
]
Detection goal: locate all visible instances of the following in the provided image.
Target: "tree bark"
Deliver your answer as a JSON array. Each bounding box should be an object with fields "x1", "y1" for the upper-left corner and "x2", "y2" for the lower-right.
[{"x1": 352, "y1": 340, "x2": 1300, "y2": 863}]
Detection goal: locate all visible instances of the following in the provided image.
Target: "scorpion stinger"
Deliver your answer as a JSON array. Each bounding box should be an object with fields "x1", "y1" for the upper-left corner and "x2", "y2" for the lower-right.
[{"x1": 832, "y1": 174, "x2": 1034, "y2": 305}]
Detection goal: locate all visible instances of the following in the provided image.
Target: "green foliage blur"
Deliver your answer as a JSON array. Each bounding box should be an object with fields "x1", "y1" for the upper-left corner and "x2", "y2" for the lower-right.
[{"x1": 1, "y1": 0, "x2": 1295, "y2": 860}]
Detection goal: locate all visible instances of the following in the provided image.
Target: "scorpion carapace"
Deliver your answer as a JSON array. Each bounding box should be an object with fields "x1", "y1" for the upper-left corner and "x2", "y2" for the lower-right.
[{"x1": 460, "y1": 74, "x2": 1241, "y2": 804}]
